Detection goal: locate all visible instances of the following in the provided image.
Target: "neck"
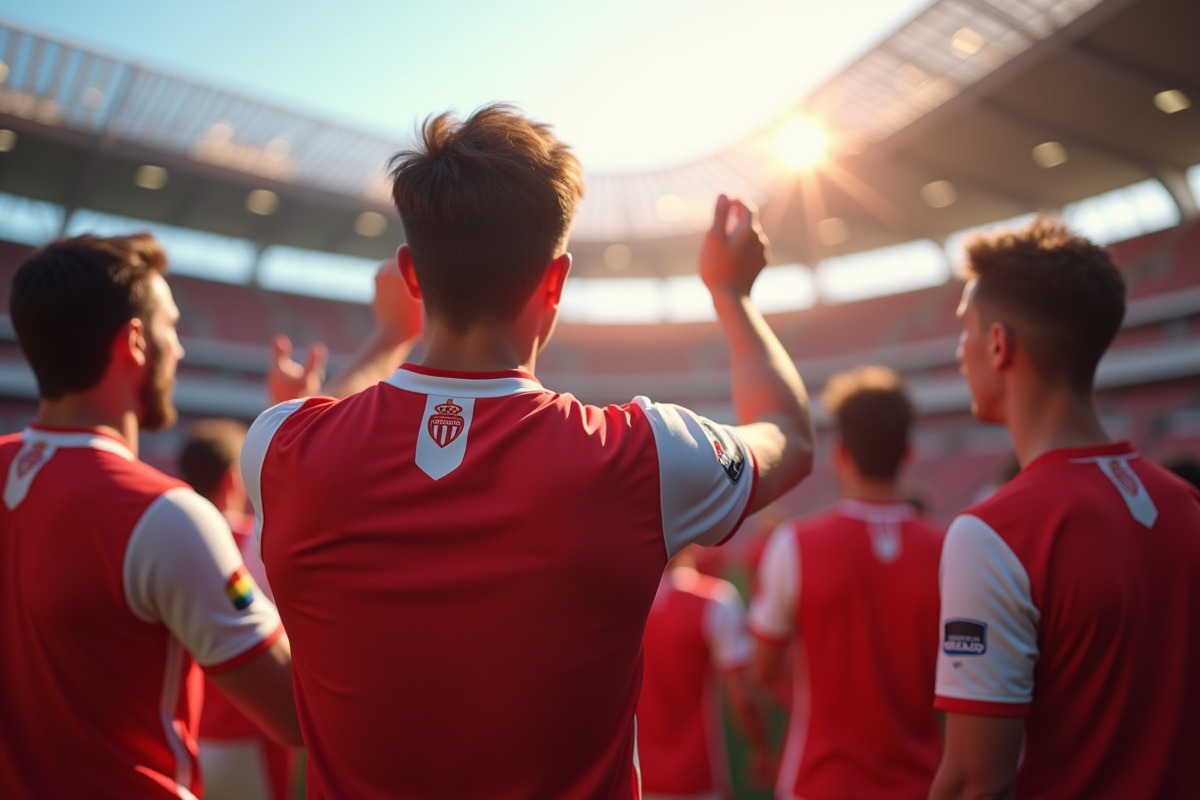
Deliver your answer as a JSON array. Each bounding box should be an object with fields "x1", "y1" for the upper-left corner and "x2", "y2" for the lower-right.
[
  {"x1": 1004, "y1": 380, "x2": 1111, "y2": 467},
  {"x1": 840, "y1": 476, "x2": 903, "y2": 504},
  {"x1": 34, "y1": 393, "x2": 139, "y2": 456},
  {"x1": 417, "y1": 318, "x2": 543, "y2": 374}
]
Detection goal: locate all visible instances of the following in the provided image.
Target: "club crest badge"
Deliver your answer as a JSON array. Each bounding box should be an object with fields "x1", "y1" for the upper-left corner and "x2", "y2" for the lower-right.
[
  {"x1": 1109, "y1": 458, "x2": 1139, "y2": 496},
  {"x1": 15, "y1": 442, "x2": 47, "y2": 479},
  {"x1": 427, "y1": 399, "x2": 465, "y2": 448}
]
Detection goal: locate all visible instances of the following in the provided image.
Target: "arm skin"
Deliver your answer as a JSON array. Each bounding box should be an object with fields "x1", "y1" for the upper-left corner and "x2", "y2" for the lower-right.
[
  {"x1": 206, "y1": 633, "x2": 304, "y2": 746},
  {"x1": 721, "y1": 666, "x2": 776, "y2": 787},
  {"x1": 928, "y1": 712, "x2": 1023, "y2": 800},
  {"x1": 267, "y1": 259, "x2": 422, "y2": 405},
  {"x1": 701, "y1": 195, "x2": 815, "y2": 514}
]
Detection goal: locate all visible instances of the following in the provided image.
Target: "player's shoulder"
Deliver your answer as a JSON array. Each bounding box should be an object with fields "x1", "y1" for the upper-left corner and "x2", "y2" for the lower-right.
[
  {"x1": 961, "y1": 466, "x2": 1053, "y2": 540},
  {"x1": 104, "y1": 451, "x2": 187, "y2": 498},
  {"x1": 670, "y1": 566, "x2": 739, "y2": 603},
  {"x1": 787, "y1": 508, "x2": 849, "y2": 540}
]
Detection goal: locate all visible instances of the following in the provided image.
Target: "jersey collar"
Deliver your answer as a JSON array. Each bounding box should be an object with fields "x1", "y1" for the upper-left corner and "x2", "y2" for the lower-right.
[
  {"x1": 387, "y1": 364, "x2": 544, "y2": 398},
  {"x1": 837, "y1": 498, "x2": 916, "y2": 521},
  {"x1": 23, "y1": 424, "x2": 135, "y2": 461}
]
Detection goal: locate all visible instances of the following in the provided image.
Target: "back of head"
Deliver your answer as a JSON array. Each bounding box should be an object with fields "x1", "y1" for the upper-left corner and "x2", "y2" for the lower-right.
[
  {"x1": 822, "y1": 365, "x2": 913, "y2": 481},
  {"x1": 11, "y1": 232, "x2": 167, "y2": 399},
  {"x1": 179, "y1": 418, "x2": 247, "y2": 500},
  {"x1": 388, "y1": 104, "x2": 584, "y2": 330},
  {"x1": 962, "y1": 216, "x2": 1126, "y2": 392}
]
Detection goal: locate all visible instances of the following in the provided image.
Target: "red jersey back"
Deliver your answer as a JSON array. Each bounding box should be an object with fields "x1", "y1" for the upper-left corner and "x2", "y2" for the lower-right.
[
  {"x1": 936, "y1": 442, "x2": 1200, "y2": 798},
  {"x1": 243, "y1": 366, "x2": 757, "y2": 800},
  {"x1": 638, "y1": 567, "x2": 751, "y2": 798},
  {"x1": 0, "y1": 426, "x2": 281, "y2": 799},
  {"x1": 752, "y1": 500, "x2": 944, "y2": 800}
]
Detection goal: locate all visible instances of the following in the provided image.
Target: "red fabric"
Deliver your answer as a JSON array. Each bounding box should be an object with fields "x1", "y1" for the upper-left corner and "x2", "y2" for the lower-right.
[
  {"x1": 259, "y1": 374, "x2": 677, "y2": 799},
  {"x1": 0, "y1": 430, "x2": 203, "y2": 799},
  {"x1": 937, "y1": 442, "x2": 1200, "y2": 799},
  {"x1": 637, "y1": 572, "x2": 733, "y2": 797},
  {"x1": 787, "y1": 506, "x2": 943, "y2": 800}
]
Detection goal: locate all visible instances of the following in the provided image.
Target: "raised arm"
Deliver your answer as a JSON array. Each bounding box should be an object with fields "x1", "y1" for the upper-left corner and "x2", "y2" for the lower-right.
[
  {"x1": 322, "y1": 257, "x2": 422, "y2": 398},
  {"x1": 702, "y1": 195, "x2": 814, "y2": 512},
  {"x1": 266, "y1": 258, "x2": 422, "y2": 404}
]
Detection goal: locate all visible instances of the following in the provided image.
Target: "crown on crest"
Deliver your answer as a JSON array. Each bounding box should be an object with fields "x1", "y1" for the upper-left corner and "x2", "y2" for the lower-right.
[{"x1": 435, "y1": 399, "x2": 463, "y2": 416}]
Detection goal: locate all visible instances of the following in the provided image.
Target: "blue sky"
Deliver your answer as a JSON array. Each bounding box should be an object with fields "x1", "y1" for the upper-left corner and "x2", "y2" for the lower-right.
[{"x1": 2, "y1": 0, "x2": 929, "y2": 171}]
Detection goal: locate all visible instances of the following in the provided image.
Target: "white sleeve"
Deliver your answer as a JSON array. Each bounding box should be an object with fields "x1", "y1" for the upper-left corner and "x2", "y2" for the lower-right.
[
  {"x1": 748, "y1": 525, "x2": 798, "y2": 641},
  {"x1": 635, "y1": 397, "x2": 756, "y2": 557},
  {"x1": 123, "y1": 487, "x2": 282, "y2": 670},
  {"x1": 242, "y1": 399, "x2": 307, "y2": 556},
  {"x1": 935, "y1": 514, "x2": 1041, "y2": 710},
  {"x1": 704, "y1": 580, "x2": 753, "y2": 670}
]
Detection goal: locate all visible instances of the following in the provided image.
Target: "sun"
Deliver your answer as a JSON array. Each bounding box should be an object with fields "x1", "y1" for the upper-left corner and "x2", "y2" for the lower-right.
[{"x1": 775, "y1": 117, "x2": 828, "y2": 171}]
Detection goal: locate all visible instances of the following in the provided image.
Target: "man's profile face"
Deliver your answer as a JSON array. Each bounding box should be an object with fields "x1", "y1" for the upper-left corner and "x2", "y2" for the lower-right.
[
  {"x1": 956, "y1": 280, "x2": 1004, "y2": 425},
  {"x1": 138, "y1": 274, "x2": 185, "y2": 431}
]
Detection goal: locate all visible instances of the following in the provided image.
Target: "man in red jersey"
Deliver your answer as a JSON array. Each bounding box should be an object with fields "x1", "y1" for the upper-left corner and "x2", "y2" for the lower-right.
[
  {"x1": 0, "y1": 234, "x2": 301, "y2": 800},
  {"x1": 930, "y1": 217, "x2": 1200, "y2": 799},
  {"x1": 750, "y1": 365, "x2": 944, "y2": 800},
  {"x1": 241, "y1": 104, "x2": 816, "y2": 799},
  {"x1": 182, "y1": 419, "x2": 295, "y2": 800},
  {"x1": 637, "y1": 547, "x2": 771, "y2": 800}
]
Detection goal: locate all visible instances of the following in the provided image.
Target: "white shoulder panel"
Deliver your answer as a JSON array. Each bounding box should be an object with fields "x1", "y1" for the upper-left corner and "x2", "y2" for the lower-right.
[
  {"x1": 636, "y1": 397, "x2": 755, "y2": 558},
  {"x1": 936, "y1": 514, "x2": 1041, "y2": 706},
  {"x1": 242, "y1": 399, "x2": 307, "y2": 556},
  {"x1": 748, "y1": 524, "x2": 798, "y2": 640},
  {"x1": 123, "y1": 487, "x2": 281, "y2": 668},
  {"x1": 704, "y1": 580, "x2": 752, "y2": 670}
]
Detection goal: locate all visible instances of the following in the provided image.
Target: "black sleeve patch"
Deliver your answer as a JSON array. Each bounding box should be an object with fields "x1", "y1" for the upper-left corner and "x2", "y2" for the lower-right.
[
  {"x1": 943, "y1": 618, "x2": 988, "y2": 655},
  {"x1": 699, "y1": 419, "x2": 745, "y2": 485}
]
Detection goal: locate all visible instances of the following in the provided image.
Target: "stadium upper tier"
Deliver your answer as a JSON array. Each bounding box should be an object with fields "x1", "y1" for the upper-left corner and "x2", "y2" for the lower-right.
[
  {"x1": 0, "y1": 0, "x2": 1196, "y2": 283},
  {"x1": 0, "y1": 215, "x2": 1195, "y2": 420}
]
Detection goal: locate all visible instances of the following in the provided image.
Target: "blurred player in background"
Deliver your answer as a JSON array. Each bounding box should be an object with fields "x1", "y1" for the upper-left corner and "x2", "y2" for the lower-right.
[
  {"x1": 242, "y1": 104, "x2": 815, "y2": 799},
  {"x1": 0, "y1": 234, "x2": 300, "y2": 799},
  {"x1": 181, "y1": 419, "x2": 294, "y2": 800},
  {"x1": 750, "y1": 365, "x2": 943, "y2": 799},
  {"x1": 637, "y1": 545, "x2": 772, "y2": 800},
  {"x1": 931, "y1": 217, "x2": 1200, "y2": 799}
]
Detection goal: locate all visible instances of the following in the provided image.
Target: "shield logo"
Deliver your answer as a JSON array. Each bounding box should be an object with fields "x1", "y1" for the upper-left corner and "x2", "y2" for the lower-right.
[
  {"x1": 427, "y1": 399, "x2": 465, "y2": 448},
  {"x1": 1109, "y1": 459, "x2": 1139, "y2": 496},
  {"x1": 16, "y1": 442, "x2": 46, "y2": 479}
]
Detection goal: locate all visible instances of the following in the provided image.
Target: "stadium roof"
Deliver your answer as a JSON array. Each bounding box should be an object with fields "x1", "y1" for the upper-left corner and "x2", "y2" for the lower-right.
[{"x1": 0, "y1": 0, "x2": 1196, "y2": 280}]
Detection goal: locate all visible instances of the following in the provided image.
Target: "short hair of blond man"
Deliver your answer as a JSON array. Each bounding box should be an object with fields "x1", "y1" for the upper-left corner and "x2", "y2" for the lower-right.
[
  {"x1": 962, "y1": 215, "x2": 1126, "y2": 392},
  {"x1": 11, "y1": 232, "x2": 168, "y2": 399},
  {"x1": 388, "y1": 104, "x2": 585, "y2": 331},
  {"x1": 179, "y1": 418, "x2": 248, "y2": 500},
  {"x1": 822, "y1": 365, "x2": 913, "y2": 481}
]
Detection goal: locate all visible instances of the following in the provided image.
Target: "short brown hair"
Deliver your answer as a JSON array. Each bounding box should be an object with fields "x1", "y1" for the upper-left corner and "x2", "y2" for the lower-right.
[
  {"x1": 11, "y1": 233, "x2": 168, "y2": 399},
  {"x1": 179, "y1": 418, "x2": 247, "y2": 500},
  {"x1": 822, "y1": 366, "x2": 913, "y2": 480},
  {"x1": 388, "y1": 104, "x2": 584, "y2": 330},
  {"x1": 962, "y1": 216, "x2": 1125, "y2": 391}
]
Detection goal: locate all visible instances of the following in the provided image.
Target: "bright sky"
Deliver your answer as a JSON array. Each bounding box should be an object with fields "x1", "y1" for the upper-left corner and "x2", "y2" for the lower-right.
[{"x1": 2, "y1": 0, "x2": 930, "y2": 172}]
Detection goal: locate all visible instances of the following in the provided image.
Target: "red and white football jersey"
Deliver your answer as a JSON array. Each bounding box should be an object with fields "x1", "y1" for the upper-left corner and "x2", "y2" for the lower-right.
[
  {"x1": 637, "y1": 566, "x2": 752, "y2": 800},
  {"x1": 0, "y1": 426, "x2": 282, "y2": 800},
  {"x1": 198, "y1": 512, "x2": 292, "y2": 800},
  {"x1": 242, "y1": 365, "x2": 758, "y2": 800},
  {"x1": 936, "y1": 441, "x2": 1200, "y2": 798},
  {"x1": 751, "y1": 499, "x2": 944, "y2": 800}
]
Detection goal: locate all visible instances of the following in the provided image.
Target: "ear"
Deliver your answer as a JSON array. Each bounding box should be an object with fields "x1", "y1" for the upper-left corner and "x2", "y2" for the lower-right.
[
  {"x1": 543, "y1": 252, "x2": 572, "y2": 308},
  {"x1": 832, "y1": 438, "x2": 850, "y2": 468},
  {"x1": 397, "y1": 244, "x2": 421, "y2": 301},
  {"x1": 114, "y1": 319, "x2": 148, "y2": 368},
  {"x1": 989, "y1": 321, "x2": 1016, "y2": 371}
]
